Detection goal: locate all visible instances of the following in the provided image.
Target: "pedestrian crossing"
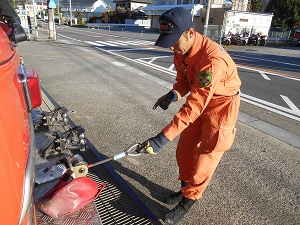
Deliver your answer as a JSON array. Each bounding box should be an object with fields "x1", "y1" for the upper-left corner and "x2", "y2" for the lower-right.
[{"x1": 84, "y1": 39, "x2": 155, "y2": 47}]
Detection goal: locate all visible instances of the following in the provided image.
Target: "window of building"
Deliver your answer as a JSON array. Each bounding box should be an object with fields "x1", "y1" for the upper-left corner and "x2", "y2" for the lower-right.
[
  {"x1": 201, "y1": 18, "x2": 214, "y2": 23},
  {"x1": 239, "y1": 18, "x2": 248, "y2": 22}
]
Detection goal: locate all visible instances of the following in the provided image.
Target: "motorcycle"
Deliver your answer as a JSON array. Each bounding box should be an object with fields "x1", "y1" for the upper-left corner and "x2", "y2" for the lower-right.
[
  {"x1": 247, "y1": 33, "x2": 259, "y2": 46},
  {"x1": 230, "y1": 33, "x2": 243, "y2": 46},
  {"x1": 221, "y1": 34, "x2": 231, "y2": 46},
  {"x1": 240, "y1": 32, "x2": 249, "y2": 46},
  {"x1": 257, "y1": 33, "x2": 267, "y2": 46}
]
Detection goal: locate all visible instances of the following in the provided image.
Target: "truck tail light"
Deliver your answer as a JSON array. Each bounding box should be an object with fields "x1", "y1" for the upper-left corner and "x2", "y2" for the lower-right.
[
  {"x1": 19, "y1": 64, "x2": 42, "y2": 112},
  {"x1": 26, "y1": 67, "x2": 42, "y2": 109}
]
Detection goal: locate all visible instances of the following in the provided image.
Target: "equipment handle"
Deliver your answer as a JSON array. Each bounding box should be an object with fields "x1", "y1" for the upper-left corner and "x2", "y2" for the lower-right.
[{"x1": 88, "y1": 143, "x2": 141, "y2": 168}]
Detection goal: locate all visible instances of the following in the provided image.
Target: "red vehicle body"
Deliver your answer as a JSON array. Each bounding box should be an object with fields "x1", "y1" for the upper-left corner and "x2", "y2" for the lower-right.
[{"x1": 0, "y1": 0, "x2": 42, "y2": 224}]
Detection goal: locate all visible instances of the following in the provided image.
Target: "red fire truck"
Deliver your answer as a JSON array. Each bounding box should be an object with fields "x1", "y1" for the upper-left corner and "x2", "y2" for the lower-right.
[{"x1": 0, "y1": 0, "x2": 42, "y2": 224}]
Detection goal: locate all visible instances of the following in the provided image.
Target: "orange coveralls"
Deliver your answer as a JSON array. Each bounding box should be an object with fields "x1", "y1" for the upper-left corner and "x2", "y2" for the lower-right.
[{"x1": 162, "y1": 32, "x2": 241, "y2": 200}]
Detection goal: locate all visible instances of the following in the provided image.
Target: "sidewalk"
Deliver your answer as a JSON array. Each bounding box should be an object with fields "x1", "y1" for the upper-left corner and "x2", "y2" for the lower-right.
[{"x1": 26, "y1": 27, "x2": 56, "y2": 42}]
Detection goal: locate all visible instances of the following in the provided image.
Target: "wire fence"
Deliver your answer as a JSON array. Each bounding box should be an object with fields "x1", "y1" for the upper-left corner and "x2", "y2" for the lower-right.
[{"x1": 205, "y1": 25, "x2": 294, "y2": 44}]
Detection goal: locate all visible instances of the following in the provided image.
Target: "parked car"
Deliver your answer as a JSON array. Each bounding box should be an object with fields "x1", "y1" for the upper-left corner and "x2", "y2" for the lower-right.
[
  {"x1": 293, "y1": 26, "x2": 300, "y2": 46},
  {"x1": 0, "y1": 0, "x2": 42, "y2": 224}
]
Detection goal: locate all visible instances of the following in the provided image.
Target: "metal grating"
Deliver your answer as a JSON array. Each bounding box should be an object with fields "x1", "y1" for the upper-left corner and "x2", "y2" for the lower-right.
[{"x1": 72, "y1": 146, "x2": 159, "y2": 225}]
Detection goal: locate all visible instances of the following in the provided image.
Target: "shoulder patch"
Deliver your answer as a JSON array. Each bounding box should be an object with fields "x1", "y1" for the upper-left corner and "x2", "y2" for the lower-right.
[
  {"x1": 218, "y1": 44, "x2": 224, "y2": 52},
  {"x1": 198, "y1": 70, "x2": 212, "y2": 88}
]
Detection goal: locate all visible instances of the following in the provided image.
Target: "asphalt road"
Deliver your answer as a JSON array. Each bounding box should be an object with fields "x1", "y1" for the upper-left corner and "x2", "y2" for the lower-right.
[
  {"x1": 54, "y1": 26, "x2": 300, "y2": 139},
  {"x1": 19, "y1": 27, "x2": 300, "y2": 225}
]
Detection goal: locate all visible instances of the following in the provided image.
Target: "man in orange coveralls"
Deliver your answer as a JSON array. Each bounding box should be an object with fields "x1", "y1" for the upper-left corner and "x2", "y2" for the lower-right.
[{"x1": 137, "y1": 7, "x2": 241, "y2": 225}]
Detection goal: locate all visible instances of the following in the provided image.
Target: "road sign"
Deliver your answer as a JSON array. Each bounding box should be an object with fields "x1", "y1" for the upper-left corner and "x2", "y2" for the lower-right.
[{"x1": 48, "y1": 0, "x2": 56, "y2": 8}]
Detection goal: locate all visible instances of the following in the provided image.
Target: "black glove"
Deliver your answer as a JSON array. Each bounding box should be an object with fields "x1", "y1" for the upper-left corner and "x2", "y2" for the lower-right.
[
  {"x1": 153, "y1": 90, "x2": 178, "y2": 110},
  {"x1": 136, "y1": 132, "x2": 169, "y2": 155}
]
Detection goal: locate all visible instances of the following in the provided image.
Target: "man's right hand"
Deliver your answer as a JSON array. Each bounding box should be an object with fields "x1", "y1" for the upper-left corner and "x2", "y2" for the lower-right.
[
  {"x1": 153, "y1": 90, "x2": 177, "y2": 110},
  {"x1": 136, "y1": 132, "x2": 170, "y2": 155}
]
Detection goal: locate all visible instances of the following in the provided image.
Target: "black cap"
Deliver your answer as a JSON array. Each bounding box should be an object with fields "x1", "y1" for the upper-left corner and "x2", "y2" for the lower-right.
[{"x1": 155, "y1": 7, "x2": 193, "y2": 48}]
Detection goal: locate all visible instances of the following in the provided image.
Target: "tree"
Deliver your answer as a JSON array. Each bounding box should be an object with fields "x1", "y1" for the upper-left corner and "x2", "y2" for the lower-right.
[
  {"x1": 249, "y1": 0, "x2": 264, "y2": 12},
  {"x1": 100, "y1": 8, "x2": 131, "y2": 24},
  {"x1": 75, "y1": 10, "x2": 85, "y2": 26},
  {"x1": 265, "y1": 0, "x2": 300, "y2": 28},
  {"x1": 9, "y1": 0, "x2": 16, "y2": 9},
  {"x1": 100, "y1": 10, "x2": 115, "y2": 23},
  {"x1": 114, "y1": 7, "x2": 131, "y2": 24}
]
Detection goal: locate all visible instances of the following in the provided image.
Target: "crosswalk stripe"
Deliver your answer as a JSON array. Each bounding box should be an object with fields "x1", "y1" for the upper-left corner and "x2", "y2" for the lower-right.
[
  {"x1": 96, "y1": 40, "x2": 118, "y2": 46},
  {"x1": 85, "y1": 41, "x2": 105, "y2": 46},
  {"x1": 106, "y1": 40, "x2": 128, "y2": 46},
  {"x1": 118, "y1": 40, "x2": 136, "y2": 44},
  {"x1": 85, "y1": 40, "x2": 155, "y2": 47},
  {"x1": 139, "y1": 41, "x2": 155, "y2": 45}
]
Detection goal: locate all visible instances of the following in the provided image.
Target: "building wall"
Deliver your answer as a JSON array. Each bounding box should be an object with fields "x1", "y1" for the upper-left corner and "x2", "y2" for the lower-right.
[
  {"x1": 231, "y1": 0, "x2": 249, "y2": 11},
  {"x1": 130, "y1": 2, "x2": 148, "y2": 11},
  {"x1": 225, "y1": 10, "x2": 273, "y2": 35}
]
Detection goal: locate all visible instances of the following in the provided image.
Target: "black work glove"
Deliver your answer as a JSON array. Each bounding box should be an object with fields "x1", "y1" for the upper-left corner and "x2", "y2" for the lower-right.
[
  {"x1": 153, "y1": 90, "x2": 178, "y2": 110},
  {"x1": 136, "y1": 132, "x2": 169, "y2": 155}
]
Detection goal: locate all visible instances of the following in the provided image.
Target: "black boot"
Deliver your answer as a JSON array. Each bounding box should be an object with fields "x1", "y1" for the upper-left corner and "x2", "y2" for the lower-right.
[
  {"x1": 163, "y1": 197, "x2": 196, "y2": 225},
  {"x1": 164, "y1": 181, "x2": 188, "y2": 205}
]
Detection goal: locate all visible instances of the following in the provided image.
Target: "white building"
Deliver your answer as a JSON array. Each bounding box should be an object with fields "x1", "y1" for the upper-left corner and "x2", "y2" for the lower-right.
[
  {"x1": 225, "y1": 10, "x2": 273, "y2": 36},
  {"x1": 143, "y1": 2, "x2": 273, "y2": 37},
  {"x1": 60, "y1": 0, "x2": 109, "y2": 21}
]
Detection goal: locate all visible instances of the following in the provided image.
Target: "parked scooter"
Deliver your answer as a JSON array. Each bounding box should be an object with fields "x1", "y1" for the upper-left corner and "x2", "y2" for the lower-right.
[
  {"x1": 240, "y1": 32, "x2": 249, "y2": 46},
  {"x1": 221, "y1": 34, "x2": 231, "y2": 46},
  {"x1": 257, "y1": 33, "x2": 267, "y2": 46},
  {"x1": 247, "y1": 33, "x2": 259, "y2": 46},
  {"x1": 230, "y1": 33, "x2": 243, "y2": 46}
]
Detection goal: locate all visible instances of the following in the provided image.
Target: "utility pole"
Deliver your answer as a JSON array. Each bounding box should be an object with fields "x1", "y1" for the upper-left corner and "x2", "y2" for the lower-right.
[
  {"x1": 32, "y1": 0, "x2": 37, "y2": 34},
  {"x1": 203, "y1": 0, "x2": 212, "y2": 36},
  {"x1": 47, "y1": 0, "x2": 56, "y2": 40},
  {"x1": 203, "y1": 0, "x2": 233, "y2": 36},
  {"x1": 69, "y1": 0, "x2": 72, "y2": 26},
  {"x1": 57, "y1": 0, "x2": 60, "y2": 25}
]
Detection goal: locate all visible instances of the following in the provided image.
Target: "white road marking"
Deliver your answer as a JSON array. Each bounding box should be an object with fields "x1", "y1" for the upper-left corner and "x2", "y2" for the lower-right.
[
  {"x1": 280, "y1": 95, "x2": 300, "y2": 113},
  {"x1": 242, "y1": 93, "x2": 300, "y2": 116},
  {"x1": 114, "y1": 40, "x2": 135, "y2": 45},
  {"x1": 169, "y1": 63, "x2": 175, "y2": 70},
  {"x1": 135, "y1": 59, "x2": 176, "y2": 76},
  {"x1": 139, "y1": 41, "x2": 155, "y2": 45},
  {"x1": 110, "y1": 48, "x2": 154, "y2": 52},
  {"x1": 85, "y1": 41, "x2": 105, "y2": 46},
  {"x1": 83, "y1": 40, "x2": 155, "y2": 48},
  {"x1": 139, "y1": 56, "x2": 172, "y2": 60},
  {"x1": 129, "y1": 40, "x2": 146, "y2": 44},
  {"x1": 106, "y1": 40, "x2": 128, "y2": 46},
  {"x1": 230, "y1": 53, "x2": 300, "y2": 67},
  {"x1": 89, "y1": 43, "x2": 300, "y2": 121},
  {"x1": 149, "y1": 57, "x2": 158, "y2": 63},
  {"x1": 227, "y1": 64, "x2": 299, "y2": 81},
  {"x1": 138, "y1": 57, "x2": 300, "y2": 81},
  {"x1": 259, "y1": 71, "x2": 271, "y2": 80},
  {"x1": 96, "y1": 40, "x2": 117, "y2": 46},
  {"x1": 241, "y1": 93, "x2": 300, "y2": 121},
  {"x1": 58, "y1": 34, "x2": 82, "y2": 42}
]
